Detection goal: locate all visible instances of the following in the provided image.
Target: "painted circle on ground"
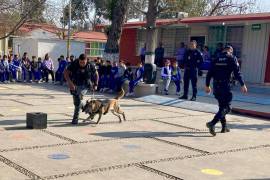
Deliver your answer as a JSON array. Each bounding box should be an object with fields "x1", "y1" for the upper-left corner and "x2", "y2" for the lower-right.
[
  {"x1": 83, "y1": 128, "x2": 95, "y2": 134},
  {"x1": 123, "y1": 144, "x2": 141, "y2": 149},
  {"x1": 201, "y1": 169, "x2": 223, "y2": 176},
  {"x1": 10, "y1": 134, "x2": 29, "y2": 140},
  {"x1": 48, "y1": 153, "x2": 70, "y2": 160}
]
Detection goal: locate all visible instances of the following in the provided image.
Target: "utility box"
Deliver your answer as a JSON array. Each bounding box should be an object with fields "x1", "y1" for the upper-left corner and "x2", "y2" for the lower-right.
[{"x1": 26, "y1": 112, "x2": 47, "y2": 129}]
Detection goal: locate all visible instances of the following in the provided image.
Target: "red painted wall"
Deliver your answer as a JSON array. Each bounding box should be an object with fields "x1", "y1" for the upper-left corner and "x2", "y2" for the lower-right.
[
  {"x1": 120, "y1": 29, "x2": 140, "y2": 65},
  {"x1": 265, "y1": 36, "x2": 270, "y2": 83}
]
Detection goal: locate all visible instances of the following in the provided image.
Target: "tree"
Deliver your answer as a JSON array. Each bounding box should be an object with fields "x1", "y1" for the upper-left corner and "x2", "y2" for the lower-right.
[
  {"x1": 176, "y1": 0, "x2": 257, "y2": 17},
  {"x1": 102, "y1": 0, "x2": 130, "y2": 62},
  {"x1": 61, "y1": 0, "x2": 92, "y2": 30},
  {"x1": 129, "y1": 0, "x2": 189, "y2": 66},
  {"x1": 0, "y1": 0, "x2": 47, "y2": 39}
]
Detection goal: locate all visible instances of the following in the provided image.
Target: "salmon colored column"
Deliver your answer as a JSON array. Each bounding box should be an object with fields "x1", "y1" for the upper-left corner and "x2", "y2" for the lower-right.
[{"x1": 119, "y1": 29, "x2": 140, "y2": 65}]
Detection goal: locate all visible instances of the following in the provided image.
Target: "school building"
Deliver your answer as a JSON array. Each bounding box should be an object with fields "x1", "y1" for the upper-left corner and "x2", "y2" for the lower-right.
[{"x1": 97, "y1": 13, "x2": 270, "y2": 84}]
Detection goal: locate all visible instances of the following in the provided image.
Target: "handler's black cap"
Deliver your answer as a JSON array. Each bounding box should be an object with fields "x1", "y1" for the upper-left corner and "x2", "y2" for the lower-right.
[{"x1": 79, "y1": 54, "x2": 86, "y2": 60}]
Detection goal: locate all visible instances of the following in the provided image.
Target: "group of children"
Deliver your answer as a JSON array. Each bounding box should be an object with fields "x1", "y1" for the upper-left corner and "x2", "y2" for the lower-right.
[
  {"x1": 95, "y1": 58, "x2": 145, "y2": 96},
  {"x1": 0, "y1": 52, "x2": 72, "y2": 85},
  {"x1": 1, "y1": 52, "x2": 182, "y2": 96},
  {"x1": 161, "y1": 60, "x2": 182, "y2": 95}
]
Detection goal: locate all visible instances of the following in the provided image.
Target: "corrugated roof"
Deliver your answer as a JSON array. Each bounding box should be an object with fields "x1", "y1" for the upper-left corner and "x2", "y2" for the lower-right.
[
  {"x1": 72, "y1": 31, "x2": 107, "y2": 42},
  {"x1": 96, "y1": 12, "x2": 270, "y2": 29},
  {"x1": 18, "y1": 23, "x2": 62, "y2": 34},
  {"x1": 181, "y1": 13, "x2": 270, "y2": 23}
]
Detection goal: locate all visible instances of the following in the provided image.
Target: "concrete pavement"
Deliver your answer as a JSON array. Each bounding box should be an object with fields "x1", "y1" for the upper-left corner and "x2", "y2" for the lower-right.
[{"x1": 0, "y1": 83, "x2": 270, "y2": 180}]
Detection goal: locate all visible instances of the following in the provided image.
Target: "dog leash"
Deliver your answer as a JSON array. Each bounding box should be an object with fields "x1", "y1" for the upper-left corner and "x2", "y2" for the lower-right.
[{"x1": 91, "y1": 83, "x2": 95, "y2": 100}]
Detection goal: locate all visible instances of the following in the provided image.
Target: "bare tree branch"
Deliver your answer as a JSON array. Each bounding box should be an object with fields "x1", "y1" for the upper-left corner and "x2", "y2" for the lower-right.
[
  {"x1": 0, "y1": 0, "x2": 47, "y2": 40},
  {"x1": 209, "y1": 0, "x2": 226, "y2": 16},
  {"x1": 130, "y1": 1, "x2": 147, "y2": 15}
]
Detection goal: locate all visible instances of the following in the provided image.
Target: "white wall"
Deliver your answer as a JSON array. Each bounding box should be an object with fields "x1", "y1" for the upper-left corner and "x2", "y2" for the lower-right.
[
  {"x1": 37, "y1": 39, "x2": 85, "y2": 69},
  {"x1": 13, "y1": 38, "x2": 85, "y2": 69},
  {"x1": 13, "y1": 38, "x2": 38, "y2": 58},
  {"x1": 242, "y1": 23, "x2": 270, "y2": 83}
]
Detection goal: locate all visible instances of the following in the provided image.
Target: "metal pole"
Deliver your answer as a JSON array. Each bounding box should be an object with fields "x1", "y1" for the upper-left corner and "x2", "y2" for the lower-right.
[{"x1": 67, "y1": 0, "x2": 71, "y2": 58}]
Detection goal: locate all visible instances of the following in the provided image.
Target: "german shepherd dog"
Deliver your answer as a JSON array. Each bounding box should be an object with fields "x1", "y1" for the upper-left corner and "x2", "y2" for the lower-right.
[{"x1": 82, "y1": 88, "x2": 126, "y2": 124}]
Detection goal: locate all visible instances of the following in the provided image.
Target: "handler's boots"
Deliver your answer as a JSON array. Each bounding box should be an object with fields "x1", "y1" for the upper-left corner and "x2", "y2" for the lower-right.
[
  {"x1": 179, "y1": 95, "x2": 188, "y2": 100},
  {"x1": 190, "y1": 96, "x2": 196, "y2": 101},
  {"x1": 221, "y1": 119, "x2": 230, "y2": 133},
  {"x1": 206, "y1": 122, "x2": 216, "y2": 136}
]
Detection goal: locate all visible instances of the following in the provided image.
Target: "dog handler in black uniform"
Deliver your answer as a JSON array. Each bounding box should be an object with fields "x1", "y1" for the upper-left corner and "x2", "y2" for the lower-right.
[
  {"x1": 205, "y1": 45, "x2": 247, "y2": 136},
  {"x1": 64, "y1": 54, "x2": 99, "y2": 125}
]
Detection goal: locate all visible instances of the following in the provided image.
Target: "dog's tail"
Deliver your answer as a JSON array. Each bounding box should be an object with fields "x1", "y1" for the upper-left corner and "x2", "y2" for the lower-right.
[{"x1": 114, "y1": 88, "x2": 125, "y2": 100}]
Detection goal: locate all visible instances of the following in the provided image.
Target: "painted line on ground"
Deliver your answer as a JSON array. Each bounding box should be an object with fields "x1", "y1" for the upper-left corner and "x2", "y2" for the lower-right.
[
  {"x1": 10, "y1": 99, "x2": 34, "y2": 106},
  {"x1": 40, "y1": 130, "x2": 78, "y2": 143},
  {"x1": 0, "y1": 154, "x2": 44, "y2": 180},
  {"x1": 147, "y1": 137, "x2": 210, "y2": 154},
  {"x1": 41, "y1": 144, "x2": 270, "y2": 179},
  {"x1": 135, "y1": 164, "x2": 183, "y2": 180}
]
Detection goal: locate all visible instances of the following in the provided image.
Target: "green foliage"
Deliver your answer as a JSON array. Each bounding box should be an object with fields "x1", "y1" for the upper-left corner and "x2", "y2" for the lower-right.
[
  {"x1": 22, "y1": 0, "x2": 47, "y2": 23},
  {"x1": 61, "y1": 0, "x2": 91, "y2": 26}
]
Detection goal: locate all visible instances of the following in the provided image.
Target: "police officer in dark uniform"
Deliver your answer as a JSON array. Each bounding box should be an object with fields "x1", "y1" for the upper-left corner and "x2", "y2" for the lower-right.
[
  {"x1": 205, "y1": 45, "x2": 247, "y2": 136},
  {"x1": 179, "y1": 40, "x2": 203, "y2": 101},
  {"x1": 64, "y1": 54, "x2": 99, "y2": 125}
]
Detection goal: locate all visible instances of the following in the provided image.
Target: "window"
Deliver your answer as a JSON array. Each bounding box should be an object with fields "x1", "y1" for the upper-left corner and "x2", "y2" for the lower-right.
[
  {"x1": 161, "y1": 28, "x2": 176, "y2": 57},
  {"x1": 226, "y1": 26, "x2": 244, "y2": 58},
  {"x1": 85, "y1": 42, "x2": 106, "y2": 57},
  {"x1": 208, "y1": 26, "x2": 226, "y2": 56},
  {"x1": 136, "y1": 29, "x2": 146, "y2": 55},
  {"x1": 208, "y1": 26, "x2": 244, "y2": 58}
]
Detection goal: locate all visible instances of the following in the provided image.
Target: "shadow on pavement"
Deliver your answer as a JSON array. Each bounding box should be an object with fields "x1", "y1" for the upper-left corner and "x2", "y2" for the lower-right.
[
  {"x1": 92, "y1": 131, "x2": 212, "y2": 138},
  {"x1": 229, "y1": 123, "x2": 270, "y2": 131}
]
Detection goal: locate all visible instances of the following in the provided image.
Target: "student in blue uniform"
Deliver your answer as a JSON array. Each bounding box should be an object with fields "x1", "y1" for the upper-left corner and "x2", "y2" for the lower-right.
[
  {"x1": 179, "y1": 40, "x2": 203, "y2": 101},
  {"x1": 109, "y1": 61, "x2": 118, "y2": 92},
  {"x1": 0, "y1": 55, "x2": 10, "y2": 83},
  {"x1": 55, "y1": 55, "x2": 68, "y2": 85},
  {"x1": 161, "y1": 59, "x2": 172, "y2": 95},
  {"x1": 171, "y1": 61, "x2": 181, "y2": 95},
  {"x1": 205, "y1": 45, "x2": 248, "y2": 136},
  {"x1": 126, "y1": 62, "x2": 144, "y2": 97},
  {"x1": 21, "y1": 52, "x2": 32, "y2": 83},
  {"x1": 31, "y1": 56, "x2": 41, "y2": 83},
  {"x1": 103, "y1": 60, "x2": 112, "y2": 91},
  {"x1": 10, "y1": 54, "x2": 22, "y2": 82},
  {"x1": 114, "y1": 61, "x2": 127, "y2": 92},
  {"x1": 37, "y1": 57, "x2": 44, "y2": 82}
]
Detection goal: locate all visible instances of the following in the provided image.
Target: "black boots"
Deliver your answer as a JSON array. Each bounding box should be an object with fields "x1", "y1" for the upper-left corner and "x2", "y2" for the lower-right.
[
  {"x1": 206, "y1": 122, "x2": 216, "y2": 136},
  {"x1": 179, "y1": 95, "x2": 188, "y2": 100},
  {"x1": 179, "y1": 95, "x2": 196, "y2": 101},
  {"x1": 221, "y1": 119, "x2": 230, "y2": 133},
  {"x1": 206, "y1": 119, "x2": 230, "y2": 136},
  {"x1": 190, "y1": 96, "x2": 196, "y2": 101}
]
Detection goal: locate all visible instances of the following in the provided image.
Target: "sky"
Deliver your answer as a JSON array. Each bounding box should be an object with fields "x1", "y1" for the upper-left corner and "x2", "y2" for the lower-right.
[
  {"x1": 257, "y1": 0, "x2": 270, "y2": 12},
  {"x1": 49, "y1": 0, "x2": 270, "y2": 27}
]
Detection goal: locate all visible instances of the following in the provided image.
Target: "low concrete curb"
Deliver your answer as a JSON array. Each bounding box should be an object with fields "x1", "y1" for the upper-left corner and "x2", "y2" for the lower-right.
[{"x1": 232, "y1": 108, "x2": 270, "y2": 120}]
